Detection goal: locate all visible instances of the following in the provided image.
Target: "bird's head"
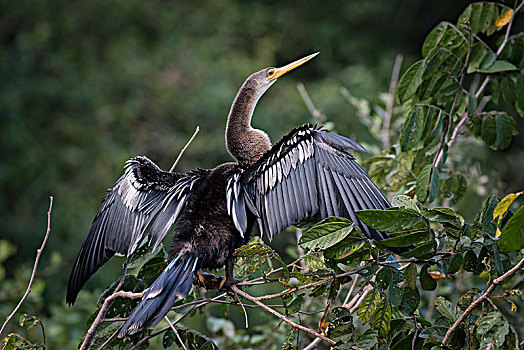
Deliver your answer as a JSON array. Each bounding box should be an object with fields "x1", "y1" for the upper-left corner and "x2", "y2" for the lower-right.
[{"x1": 242, "y1": 52, "x2": 319, "y2": 99}]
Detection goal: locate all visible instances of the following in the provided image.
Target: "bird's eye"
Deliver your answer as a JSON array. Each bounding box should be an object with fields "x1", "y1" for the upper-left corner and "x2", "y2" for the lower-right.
[{"x1": 267, "y1": 68, "x2": 276, "y2": 78}]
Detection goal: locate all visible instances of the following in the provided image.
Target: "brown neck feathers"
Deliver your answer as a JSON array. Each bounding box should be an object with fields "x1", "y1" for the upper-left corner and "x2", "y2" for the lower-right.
[{"x1": 226, "y1": 85, "x2": 271, "y2": 165}]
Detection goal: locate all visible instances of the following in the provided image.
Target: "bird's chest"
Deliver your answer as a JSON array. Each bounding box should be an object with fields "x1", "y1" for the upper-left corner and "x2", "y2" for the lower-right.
[{"x1": 170, "y1": 166, "x2": 250, "y2": 269}]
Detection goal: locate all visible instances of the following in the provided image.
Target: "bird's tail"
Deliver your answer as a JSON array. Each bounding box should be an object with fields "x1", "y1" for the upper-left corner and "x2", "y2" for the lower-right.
[{"x1": 119, "y1": 255, "x2": 198, "y2": 336}]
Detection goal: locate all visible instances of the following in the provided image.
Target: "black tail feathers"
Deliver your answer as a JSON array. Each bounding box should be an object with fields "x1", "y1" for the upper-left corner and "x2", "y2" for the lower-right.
[{"x1": 119, "y1": 255, "x2": 198, "y2": 336}]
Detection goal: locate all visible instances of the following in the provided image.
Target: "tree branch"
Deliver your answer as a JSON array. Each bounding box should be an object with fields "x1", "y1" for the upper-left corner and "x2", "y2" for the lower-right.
[
  {"x1": 297, "y1": 82, "x2": 326, "y2": 124},
  {"x1": 383, "y1": 53, "x2": 403, "y2": 149},
  {"x1": 164, "y1": 316, "x2": 188, "y2": 350},
  {"x1": 80, "y1": 290, "x2": 145, "y2": 350},
  {"x1": 442, "y1": 256, "x2": 524, "y2": 345},
  {"x1": 230, "y1": 285, "x2": 336, "y2": 346},
  {"x1": 0, "y1": 196, "x2": 53, "y2": 339},
  {"x1": 169, "y1": 126, "x2": 200, "y2": 172},
  {"x1": 433, "y1": 27, "x2": 472, "y2": 168}
]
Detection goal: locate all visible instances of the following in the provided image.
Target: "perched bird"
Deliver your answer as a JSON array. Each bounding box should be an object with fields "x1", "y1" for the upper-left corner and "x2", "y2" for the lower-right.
[{"x1": 67, "y1": 53, "x2": 403, "y2": 335}]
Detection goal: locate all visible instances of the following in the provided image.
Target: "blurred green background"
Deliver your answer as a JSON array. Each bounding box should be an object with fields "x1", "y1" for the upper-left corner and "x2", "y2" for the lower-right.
[{"x1": 1, "y1": 0, "x2": 523, "y2": 347}]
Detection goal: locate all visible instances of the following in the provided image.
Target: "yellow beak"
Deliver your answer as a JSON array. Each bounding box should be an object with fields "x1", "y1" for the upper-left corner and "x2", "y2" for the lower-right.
[{"x1": 268, "y1": 52, "x2": 319, "y2": 81}]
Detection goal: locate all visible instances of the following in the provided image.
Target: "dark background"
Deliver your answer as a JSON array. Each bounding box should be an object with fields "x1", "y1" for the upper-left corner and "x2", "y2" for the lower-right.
[{"x1": 1, "y1": 0, "x2": 522, "y2": 347}]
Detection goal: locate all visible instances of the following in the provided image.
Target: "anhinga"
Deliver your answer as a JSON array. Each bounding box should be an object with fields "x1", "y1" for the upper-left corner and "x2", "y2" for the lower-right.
[{"x1": 67, "y1": 53, "x2": 401, "y2": 336}]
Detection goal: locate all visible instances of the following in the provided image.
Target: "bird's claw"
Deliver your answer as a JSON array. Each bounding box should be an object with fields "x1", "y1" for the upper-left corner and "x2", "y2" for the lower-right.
[
  {"x1": 194, "y1": 270, "x2": 241, "y2": 291},
  {"x1": 218, "y1": 277, "x2": 241, "y2": 290},
  {"x1": 194, "y1": 270, "x2": 222, "y2": 289}
]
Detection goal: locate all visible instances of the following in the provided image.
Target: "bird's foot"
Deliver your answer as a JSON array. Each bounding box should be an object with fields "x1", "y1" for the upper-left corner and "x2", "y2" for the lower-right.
[
  {"x1": 195, "y1": 270, "x2": 222, "y2": 289},
  {"x1": 219, "y1": 276, "x2": 241, "y2": 290}
]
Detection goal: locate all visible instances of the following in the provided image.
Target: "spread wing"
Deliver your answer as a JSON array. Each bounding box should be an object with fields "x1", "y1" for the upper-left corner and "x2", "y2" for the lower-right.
[
  {"x1": 227, "y1": 124, "x2": 391, "y2": 242},
  {"x1": 67, "y1": 156, "x2": 204, "y2": 305}
]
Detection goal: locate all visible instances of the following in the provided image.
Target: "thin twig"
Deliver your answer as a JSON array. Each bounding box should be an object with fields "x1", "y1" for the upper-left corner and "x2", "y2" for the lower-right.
[
  {"x1": 297, "y1": 82, "x2": 325, "y2": 123},
  {"x1": 433, "y1": 27, "x2": 473, "y2": 168},
  {"x1": 350, "y1": 285, "x2": 373, "y2": 313},
  {"x1": 303, "y1": 337, "x2": 321, "y2": 350},
  {"x1": 169, "y1": 126, "x2": 200, "y2": 172},
  {"x1": 342, "y1": 275, "x2": 359, "y2": 307},
  {"x1": 164, "y1": 316, "x2": 188, "y2": 350},
  {"x1": 0, "y1": 196, "x2": 53, "y2": 339},
  {"x1": 96, "y1": 327, "x2": 120, "y2": 350},
  {"x1": 92, "y1": 260, "x2": 130, "y2": 350},
  {"x1": 231, "y1": 285, "x2": 336, "y2": 345},
  {"x1": 80, "y1": 290, "x2": 145, "y2": 350},
  {"x1": 442, "y1": 256, "x2": 524, "y2": 345},
  {"x1": 129, "y1": 293, "x2": 227, "y2": 350},
  {"x1": 235, "y1": 294, "x2": 249, "y2": 328},
  {"x1": 383, "y1": 53, "x2": 403, "y2": 149}
]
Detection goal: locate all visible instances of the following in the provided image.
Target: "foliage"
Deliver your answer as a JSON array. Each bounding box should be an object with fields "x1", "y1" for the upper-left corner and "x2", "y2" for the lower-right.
[{"x1": 2, "y1": 1, "x2": 524, "y2": 349}]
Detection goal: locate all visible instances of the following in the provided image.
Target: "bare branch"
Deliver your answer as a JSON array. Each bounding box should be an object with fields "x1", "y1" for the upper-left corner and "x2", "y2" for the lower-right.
[
  {"x1": 169, "y1": 126, "x2": 200, "y2": 172},
  {"x1": 442, "y1": 256, "x2": 524, "y2": 345},
  {"x1": 164, "y1": 316, "x2": 188, "y2": 350},
  {"x1": 231, "y1": 285, "x2": 336, "y2": 346},
  {"x1": 0, "y1": 196, "x2": 53, "y2": 339},
  {"x1": 129, "y1": 293, "x2": 227, "y2": 350},
  {"x1": 383, "y1": 53, "x2": 404, "y2": 149},
  {"x1": 235, "y1": 293, "x2": 249, "y2": 328},
  {"x1": 297, "y1": 82, "x2": 326, "y2": 124},
  {"x1": 80, "y1": 290, "x2": 145, "y2": 350},
  {"x1": 433, "y1": 27, "x2": 473, "y2": 168}
]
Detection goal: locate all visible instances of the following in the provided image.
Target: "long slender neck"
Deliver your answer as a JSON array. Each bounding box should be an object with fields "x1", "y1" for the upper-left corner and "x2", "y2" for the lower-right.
[{"x1": 226, "y1": 84, "x2": 271, "y2": 165}]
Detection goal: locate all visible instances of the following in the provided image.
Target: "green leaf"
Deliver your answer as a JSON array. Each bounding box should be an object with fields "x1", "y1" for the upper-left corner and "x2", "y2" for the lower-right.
[
  {"x1": 391, "y1": 195, "x2": 420, "y2": 212},
  {"x1": 457, "y1": 288, "x2": 482, "y2": 309},
  {"x1": 402, "y1": 287, "x2": 420, "y2": 314},
  {"x1": 389, "y1": 283, "x2": 404, "y2": 307},
  {"x1": 516, "y1": 74, "x2": 524, "y2": 116},
  {"x1": 357, "y1": 289, "x2": 381, "y2": 323},
  {"x1": 467, "y1": 42, "x2": 489, "y2": 73},
  {"x1": 416, "y1": 165, "x2": 440, "y2": 203},
  {"x1": 463, "y1": 250, "x2": 477, "y2": 272},
  {"x1": 435, "y1": 297, "x2": 460, "y2": 322},
  {"x1": 440, "y1": 173, "x2": 467, "y2": 204},
  {"x1": 397, "y1": 60, "x2": 425, "y2": 103},
  {"x1": 137, "y1": 256, "x2": 168, "y2": 286},
  {"x1": 477, "y1": 312, "x2": 505, "y2": 335},
  {"x1": 459, "y1": 3, "x2": 508, "y2": 35},
  {"x1": 470, "y1": 112, "x2": 518, "y2": 150},
  {"x1": 498, "y1": 206, "x2": 524, "y2": 253},
  {"x1": 370, "y1": 299, "x2": 392, "y2": 337},
  {"x1": 163, "y1": 327, "x2": 218, "y2": 350},
  {"x1": 479, "y1": 60, "x2": 518, "y2": 73},
  {"x1": 405, "y1": 263, "x2": 417, "y2": 289},
  {"x1": 356, "y1": 207, "x2": 426, "y2": 232},
  {"x1": 329, "y1": 307, "x2": 355, "y2": 345},
  {"x1": 422, "y1": 207, "x2": 464, "y2": 227},
  {"x1": 420, "y1": 264, "x2": 437, "y2": 291},
  {"x1": 284, "y1": 295, "x2": 303, "y2": 315},
  {"x1": 479, "y1": 195, "x2": 500, "y2": 236},
  {"x1": 381, "y1": 230, "x2": 432, "y2": 248},
  {"x1": 356, "y1": 329, "x2": 379, "y2": 350},
  {"x1": 405, "y1": 240, "x2": 436, "y2": 259},
  {"x1": 447, "y1": 253, "x2": 463, "y2": 274},
  {"x1": 302, "y1": 253, "x2": 328, "y2": 271},
  {"x1": 479, "y1": 50, "x2": 496, "y2": 70},
  {"x1": 128, "y1": 243, "x2": 167, "y2": 269},
  {"x1": 422, "y1": 22, "x2": 466, "y2": 57},
  {"x1": 400, "y1": 105, "x2": 425, "y2": 151},
  {"x1": 299, "y1": 217, "x2": 354, "y2": 250},
  {"x1": 376, "y1": 267, "x2": 393, "y2": 289},
  {"x1": 501, "y1": 76, "x2": 517, "y2": 105}
]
